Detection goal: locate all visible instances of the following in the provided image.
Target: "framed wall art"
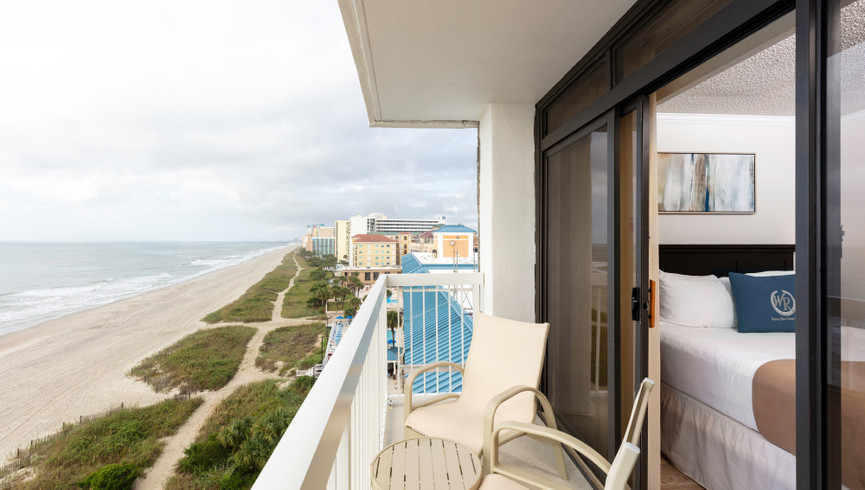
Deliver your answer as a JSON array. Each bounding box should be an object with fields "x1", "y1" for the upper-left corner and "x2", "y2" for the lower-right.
[{"x1": 658, "y1": 152, "x2": 756, "y2": 214}]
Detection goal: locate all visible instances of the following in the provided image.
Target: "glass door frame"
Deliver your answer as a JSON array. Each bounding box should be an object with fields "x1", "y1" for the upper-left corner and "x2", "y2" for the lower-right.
[
  {"x1": 537, "y1": 104, "x2": 652, "y2": 483},
  {"x1": 537, "y1": 109, "x2": 622, "y2": 464},
  {"x1": 795, "y1": 0, "x2": 848, "y2": 486},
  {"x1": 617, "y1": 96, "x2": 652, "y2": 490}
]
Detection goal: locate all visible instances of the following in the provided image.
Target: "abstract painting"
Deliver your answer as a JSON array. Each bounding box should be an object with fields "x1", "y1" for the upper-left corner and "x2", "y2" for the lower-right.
[{"x1": 658, "y1": 153, "x2": 755, "y2": 213}]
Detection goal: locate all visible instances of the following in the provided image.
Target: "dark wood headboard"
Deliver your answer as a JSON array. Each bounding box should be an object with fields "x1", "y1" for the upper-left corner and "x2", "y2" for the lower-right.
[{"x1": 659, "y1": 244, "x2": 795, "y2": 277}]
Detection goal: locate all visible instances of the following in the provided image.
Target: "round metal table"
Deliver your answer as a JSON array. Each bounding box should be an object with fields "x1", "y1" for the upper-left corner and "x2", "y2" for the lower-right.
[{"x1": 371, "y1": 437, "x2": 481, "y2": 489}]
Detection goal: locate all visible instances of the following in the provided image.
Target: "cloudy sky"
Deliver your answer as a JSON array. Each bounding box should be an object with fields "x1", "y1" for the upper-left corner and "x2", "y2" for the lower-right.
[{"x1": 0, "y1": 1, "x2": 478, "y2": 242}]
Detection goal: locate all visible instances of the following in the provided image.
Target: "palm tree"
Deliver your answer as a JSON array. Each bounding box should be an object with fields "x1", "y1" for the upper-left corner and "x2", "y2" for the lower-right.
[
  {"x1": 217, "y1": 417, "x2": 252, "y2": 449},
  {"x1": 348, "y1": 275, "x2": 363, "y2": 296},
  {"x1": 322, "y1": 254, "x2": 337, "y2": 270},
  {"x1": 345, "y1": 296, "x2": 362, "y2": 316},
  {"x1": 330, "y1": 285, "x2": 351, "y2": 310},
  {"x1": 387, "y1": 310, "x2": 400, "y2": 346},
  {"x1": 314, "y1": 286, "x2": 331, "y2": 314}
]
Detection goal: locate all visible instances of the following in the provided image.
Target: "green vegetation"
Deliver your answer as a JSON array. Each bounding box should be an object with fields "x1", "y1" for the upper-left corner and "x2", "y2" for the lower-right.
[
  {"x1": 281, "y1": 260, "x2": 332, "y2": 319},
  {"x1": 131, "y1": 326, "x2": 256, "y2": 394},
  {"x1": 255, "y1": 323, "x2": 325, "y2": 376},
  {"x1": 77, "y1": 462, "x2": 140, "y2": 490},
  {"x1": 166, "y1": 378, "x2": 315, "y2": 489},
  {"x1": 297, "y1": 351, "x2": 324, "y2": 370},
  {"x1": 203, "y1": 253, "x2": 298, "y2": 324},
  {"x1": 280, "y1": 251, "x2": 363, "y2": 320},
  {"x1": 14, "y1": 397, "x2": 202, "y2": 490}
]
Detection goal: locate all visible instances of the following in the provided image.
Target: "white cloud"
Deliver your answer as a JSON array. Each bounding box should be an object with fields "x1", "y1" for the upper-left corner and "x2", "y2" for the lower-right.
[{"x1": 0, "y1": 1, "x2": 478, "y2": 241}]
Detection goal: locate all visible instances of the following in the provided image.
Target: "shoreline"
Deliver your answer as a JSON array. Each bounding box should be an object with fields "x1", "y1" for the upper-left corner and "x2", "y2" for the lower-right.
[
  {"x1": 0, "y1": 245, "x2": 296, "y2": 459},
  {"x1": 0, "y1": 242, "x2": 293, "y2": 338}
]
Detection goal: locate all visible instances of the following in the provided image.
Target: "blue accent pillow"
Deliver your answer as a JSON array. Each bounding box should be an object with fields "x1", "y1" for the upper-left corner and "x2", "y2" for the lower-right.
[{"x1": 728, "y1": 272, "x2": 796, "y2": 333}]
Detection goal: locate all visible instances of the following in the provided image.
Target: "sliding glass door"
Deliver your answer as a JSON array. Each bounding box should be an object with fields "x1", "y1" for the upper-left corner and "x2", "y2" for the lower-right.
[
  {"x1": 540, "y1": 107, "x2": 650, "y2": 480},
  {"x1": 542, "y1": 115, "x2": 614, "y2": 458}
]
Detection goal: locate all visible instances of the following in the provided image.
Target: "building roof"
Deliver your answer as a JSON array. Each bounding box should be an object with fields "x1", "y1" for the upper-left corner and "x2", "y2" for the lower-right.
[
  {"x1": 351, "y1": 234, "x2": 397, "y2": 243},
  {"x1": 401, "y1": 252, "x2": 476, "y2": 274},
  {"x1": 433, "y1": 224, "x2": 476, "y2": 234},
  {"x1": 403, "y1": 289, "x2": 473, "y2": 393}
]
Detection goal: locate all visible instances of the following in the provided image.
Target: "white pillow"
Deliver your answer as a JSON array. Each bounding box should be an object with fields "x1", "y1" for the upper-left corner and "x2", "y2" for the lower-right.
[
  {"x1": 746, "y1": 270, "x2": 795, "y2": 277},
  {"x1": 659, "y1": 271, "x2": 737, "y2": 328}
]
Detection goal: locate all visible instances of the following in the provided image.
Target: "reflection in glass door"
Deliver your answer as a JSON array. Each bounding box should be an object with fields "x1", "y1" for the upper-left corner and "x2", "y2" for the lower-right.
[
  {"x1": 829, "y1": 1, "x2": 865, "y2": 486},
  {"x1": 543, "y1": 117, "x2": 614, "y2": 458}
]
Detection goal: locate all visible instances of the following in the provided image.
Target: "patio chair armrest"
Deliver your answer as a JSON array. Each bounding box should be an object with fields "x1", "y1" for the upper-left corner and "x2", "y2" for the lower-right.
[
  {"x1": 404, "y1": 362, "x2": 465, "y2": 422},
  {"x1": 491, "y1": 421, "x2": 615, "y2": 477},
  {"x1": 482, "y1": 386, "x2": 562, "y2": 474}
]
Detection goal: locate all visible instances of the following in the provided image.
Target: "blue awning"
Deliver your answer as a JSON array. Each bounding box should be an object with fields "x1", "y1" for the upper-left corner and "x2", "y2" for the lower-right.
[{"x1": 403, "y1": 288, "x2": 473, "y2": 393}]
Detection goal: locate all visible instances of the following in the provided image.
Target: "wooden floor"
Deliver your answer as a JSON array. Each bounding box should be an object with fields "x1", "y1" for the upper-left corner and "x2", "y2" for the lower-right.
[{"x1": 661, "y1": 455, "x2": 704, "y2": 489}]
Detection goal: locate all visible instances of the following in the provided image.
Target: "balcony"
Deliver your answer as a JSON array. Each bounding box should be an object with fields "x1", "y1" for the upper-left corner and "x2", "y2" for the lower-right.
[{"x1": 254, "y1": 272, "x2": 588, "y2": 489}]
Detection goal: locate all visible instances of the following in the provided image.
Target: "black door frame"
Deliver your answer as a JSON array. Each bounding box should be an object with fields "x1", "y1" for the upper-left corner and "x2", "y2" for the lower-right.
[
  {"x1": 616, "y1": 95, "x2": 652, "y2": 490},
  {"x1": 795, "y1": 0, "x2": 844, "y2": 487}
]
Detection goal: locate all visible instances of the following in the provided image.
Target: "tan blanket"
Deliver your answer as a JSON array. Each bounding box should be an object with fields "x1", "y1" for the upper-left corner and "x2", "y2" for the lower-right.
[{"x1": 753, "y1": 359, "x2": 865, "y2": 489}]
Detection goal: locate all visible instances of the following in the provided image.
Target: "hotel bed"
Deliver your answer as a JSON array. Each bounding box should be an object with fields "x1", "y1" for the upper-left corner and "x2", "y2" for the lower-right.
[
  {"x1": 660, "y1": 321, "x2": 796, "y2": 489},
  {"x1": 658, "y1": 245, "x2": 865, "y2": 490}
]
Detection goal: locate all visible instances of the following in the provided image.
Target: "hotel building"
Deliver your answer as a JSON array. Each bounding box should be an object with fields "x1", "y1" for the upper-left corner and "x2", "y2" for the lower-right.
[
  {"x1": 334, "y1": 219, "x2": 350, "y2": 263},
  {"x1": 351, "y1": 234, "x2": 398, "y2": 268}
]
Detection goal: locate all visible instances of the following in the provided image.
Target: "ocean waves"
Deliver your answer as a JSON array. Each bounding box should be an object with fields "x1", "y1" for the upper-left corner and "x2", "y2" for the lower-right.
[{"x1": 0, "y1": 242, "x2": 289, "y2": 336}]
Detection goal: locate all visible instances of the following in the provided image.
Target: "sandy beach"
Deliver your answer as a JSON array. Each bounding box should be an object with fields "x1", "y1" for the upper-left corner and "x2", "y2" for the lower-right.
[{"x1": 0, "y1": 245, "x2": 294, "y2": 460}]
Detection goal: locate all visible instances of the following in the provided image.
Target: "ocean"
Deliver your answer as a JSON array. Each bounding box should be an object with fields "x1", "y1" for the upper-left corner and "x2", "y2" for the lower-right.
[{"x1": 0, "y1": 242, "x2": 290, "y2": 336}]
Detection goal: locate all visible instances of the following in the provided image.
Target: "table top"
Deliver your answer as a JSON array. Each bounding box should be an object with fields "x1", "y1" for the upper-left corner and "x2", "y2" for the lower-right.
[{"x1": 371, "y1": 437, "x2": 481, "y2": 490}]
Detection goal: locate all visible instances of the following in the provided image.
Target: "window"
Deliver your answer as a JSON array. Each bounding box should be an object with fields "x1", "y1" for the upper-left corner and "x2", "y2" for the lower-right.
[{"x1": 364, "y1": 272, "x2": 370, "y2": 281}]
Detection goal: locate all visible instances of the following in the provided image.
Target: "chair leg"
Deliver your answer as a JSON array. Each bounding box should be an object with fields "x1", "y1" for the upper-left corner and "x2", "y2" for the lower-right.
[{"x1": 552, "y1": 440, "x2": 568, "y2": 480}]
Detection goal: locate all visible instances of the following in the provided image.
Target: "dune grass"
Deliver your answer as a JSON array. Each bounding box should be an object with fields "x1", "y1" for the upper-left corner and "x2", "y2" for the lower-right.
[
  {"x1": 11, "y1": 396, "x2": 202, "y2": 490},
  {"x1": 281, "y1": 264, "x2": 331, "y2": 319},
  {"x1": 255, "y1": 323, "x2": 325, "y2": 376},
  {"x1": 131, "y1": 326, "x2": 256, "y2": 394},
  {"x1": 203, "y1": 253, "x2": 298, "y2": 324},
  {"x1": 166, "y1": 378, "x2": 315, "y2": 489}
]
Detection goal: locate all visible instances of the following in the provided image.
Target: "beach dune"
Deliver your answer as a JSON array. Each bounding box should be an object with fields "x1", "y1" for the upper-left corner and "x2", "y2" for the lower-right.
[{"x1": 0, "y1": 246, "x2": 294, "y2": 459}]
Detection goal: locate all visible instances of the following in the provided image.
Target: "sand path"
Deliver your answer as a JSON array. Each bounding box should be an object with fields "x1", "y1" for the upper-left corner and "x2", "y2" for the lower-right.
[
  {"x1": 0, "y1": 246, "x2": 296, "y2": 459},
  {"x1": 137, "y1": 252, "x2": 321, "y2": 489}
]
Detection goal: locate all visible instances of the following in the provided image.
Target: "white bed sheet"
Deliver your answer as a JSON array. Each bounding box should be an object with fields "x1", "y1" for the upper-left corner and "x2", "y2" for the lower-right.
[{"x1": 659, "y1": 321, "x2": 794, "y2": 430}]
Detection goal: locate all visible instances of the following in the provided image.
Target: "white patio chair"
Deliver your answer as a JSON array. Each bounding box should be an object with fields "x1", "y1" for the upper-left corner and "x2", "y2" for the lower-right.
[
  {"x1": 480, "y1": 378, "x2": 655, "y2": 490},
  {"x1": 403, "y1": 312, "x2": 563, "y2": 475}
]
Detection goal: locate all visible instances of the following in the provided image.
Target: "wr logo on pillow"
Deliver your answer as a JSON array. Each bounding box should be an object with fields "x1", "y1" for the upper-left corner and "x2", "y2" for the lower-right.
[{"x1": 770, "y1": 290, "x2": 796, "y2": 317}]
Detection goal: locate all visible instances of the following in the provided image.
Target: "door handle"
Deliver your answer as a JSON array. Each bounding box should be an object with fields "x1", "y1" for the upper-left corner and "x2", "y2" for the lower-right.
[
  {"x1": 648, "y1": 279, "x2": 656, "y2": 328},
  {"x1": 631, "y1": 287, "x2": 641, "y2": 321}
]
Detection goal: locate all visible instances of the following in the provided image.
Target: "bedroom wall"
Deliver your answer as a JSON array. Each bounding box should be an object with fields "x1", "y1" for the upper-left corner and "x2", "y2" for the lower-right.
[{"x1": 656, "y1": 114, "x2": 795, "y2": 245}]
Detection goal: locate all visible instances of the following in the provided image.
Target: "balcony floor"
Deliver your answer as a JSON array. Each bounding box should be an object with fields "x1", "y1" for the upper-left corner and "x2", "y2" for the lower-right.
[{"x1": 385, "y1": 395, "x2": 593, "y2": 488}]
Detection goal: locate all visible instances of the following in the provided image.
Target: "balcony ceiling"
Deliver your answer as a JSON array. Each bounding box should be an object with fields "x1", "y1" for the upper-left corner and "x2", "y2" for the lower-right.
[{"x1": 338, "y1": 0, "x2": 638, "y2": 128}]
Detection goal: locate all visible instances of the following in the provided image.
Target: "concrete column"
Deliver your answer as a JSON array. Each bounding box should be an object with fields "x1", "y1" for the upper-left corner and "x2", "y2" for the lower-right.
[{"x1": 478, "y1": 103, "x2": 535, "y2": 322}]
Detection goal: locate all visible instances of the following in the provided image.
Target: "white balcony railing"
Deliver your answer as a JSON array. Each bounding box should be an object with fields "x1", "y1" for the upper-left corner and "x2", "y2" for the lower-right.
[{"x1": 255, "y1": 272, "x2": 483, "y2": 489}]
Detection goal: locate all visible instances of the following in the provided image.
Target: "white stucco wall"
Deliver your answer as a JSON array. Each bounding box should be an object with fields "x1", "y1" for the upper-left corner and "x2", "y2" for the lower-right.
[
  {"x1": 478, "y1": 103, "x2": 536, "y2": 322},
  {"x1": 656, "y1": 114, "x2": 795, "y2": 245}
]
